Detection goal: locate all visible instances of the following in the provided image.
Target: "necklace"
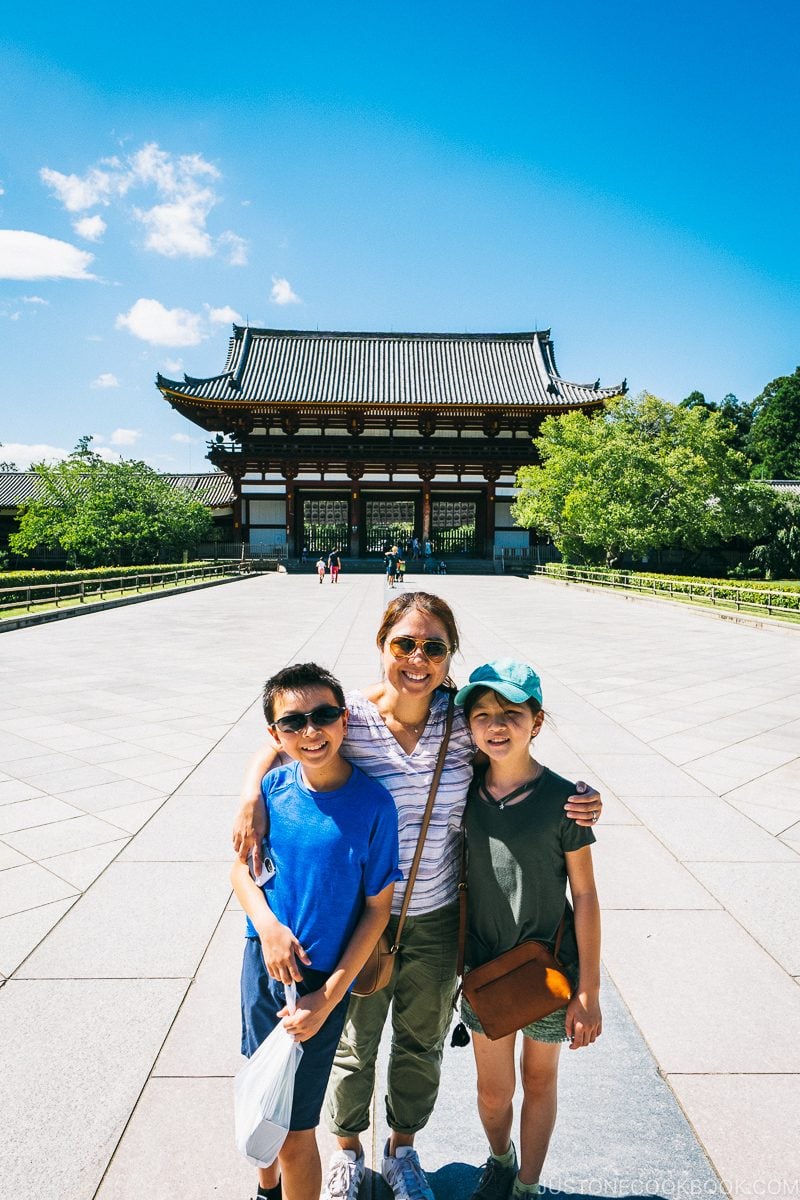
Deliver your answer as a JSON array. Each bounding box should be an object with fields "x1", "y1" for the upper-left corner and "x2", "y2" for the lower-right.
[
  {"x1": 479, "y1": 764, "x2": 544, "y2": 810},
  {"x1": 380, "y1": 703, "x2": 431, "y2": 736}
]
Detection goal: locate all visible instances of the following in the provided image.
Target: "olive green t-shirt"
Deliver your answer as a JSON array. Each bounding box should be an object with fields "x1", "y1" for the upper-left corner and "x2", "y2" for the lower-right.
[{"x1": 464, "y1": 765, "x2": 595, "y2": 983}]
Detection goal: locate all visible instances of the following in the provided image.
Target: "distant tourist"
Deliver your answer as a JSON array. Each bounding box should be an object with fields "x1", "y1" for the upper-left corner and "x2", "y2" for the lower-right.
[
  {"x1": 316, "y1": 556, "x2": 326, "y2": 584},
  {"x1": 328, "y1": 549, "x2": 342, "y2": 583},
  {"x1": 384, "y1": 545, "x2": 399, "y2": 588},
  {"x1": 395, "y1": 555, "x2": 406, "y2": 584},
  {"x1": 423, "y1": 540, "x2": 433, "y2": 573},
  {"x1": 438, "y1": 560, "x2": 447, "y2": 575}
]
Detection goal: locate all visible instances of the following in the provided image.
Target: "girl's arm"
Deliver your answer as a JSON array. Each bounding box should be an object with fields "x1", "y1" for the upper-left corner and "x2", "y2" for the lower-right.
[
  {"x1": 564, "y1": 845, "x2": 602, "y2": 1050},
  {"x1": 230, "y1": 859, "x2": 311, "y2": 983},
  {"x1": 231, "y1": 744, "x2": 282, "y2": 874},
  {"x1": 280, "y1": 882, "x2": 395, "y2": 1042}
]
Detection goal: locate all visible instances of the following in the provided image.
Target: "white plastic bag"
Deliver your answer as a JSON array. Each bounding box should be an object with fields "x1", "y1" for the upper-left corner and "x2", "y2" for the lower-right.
[{"x1": 234, "y1": 981, "x2": 304, "y2": 1167}]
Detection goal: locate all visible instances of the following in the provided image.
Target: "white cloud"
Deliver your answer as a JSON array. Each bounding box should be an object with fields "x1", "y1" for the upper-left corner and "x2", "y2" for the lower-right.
[
  {"x1": 110, "y1": 428, "x2": 141, "y2": 446},
  {"x1": 74, "y1": 215, "x2": 107, "y2": 242},
  {"x1": 91, "y1": 372, "x2": 120, "y2": 389},
  {"x1": 270, "y1": 276, "x2": 301, "y2": 305},
  {"x1": 116, "y1": 297, "x2": 204, "y2": 346},
  {"x1": 2, "y1": 441, "x2": 124, "y2": 467},
  {"x1": 40, "y1": 142, "x2": 242, "y2": 262},
  {"x1": 39, "y1": 162, "x2": 123, "y2": 211},
  {"x1": 207, "y1": 304, "x2": 241, "y2": 324},
  {"x1": 162, "y1": 357, "x2": 184, "y2": 374},
  {"x1": 171, "y1": 432, "x2": 195, "y2": 444},
  {"x1": 134, "y1": 198, "x2": 215, "y2": 258},
  {"x1": 1, "y1": 442, "x2": 69, "y2": 468},
  {"x1": 219, "y1": 230, "x2": 248, "y2": 265},
  {"x1": 0, "y1": 230, "x2": 96, "y2": 280},
  {"x1": 23, "y1": 295, "x2": 49, "y2": 305}
]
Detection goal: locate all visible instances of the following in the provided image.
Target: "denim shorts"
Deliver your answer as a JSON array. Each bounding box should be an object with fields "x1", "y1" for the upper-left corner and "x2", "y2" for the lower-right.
[{"x1": 241, "y1": 938, "x2": 351, "y2": 1130}]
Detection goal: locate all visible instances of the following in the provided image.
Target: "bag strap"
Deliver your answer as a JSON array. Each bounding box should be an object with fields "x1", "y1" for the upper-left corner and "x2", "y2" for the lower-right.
[{"x1": 389, "y1": 688, "x2": 456, "y2": 953}]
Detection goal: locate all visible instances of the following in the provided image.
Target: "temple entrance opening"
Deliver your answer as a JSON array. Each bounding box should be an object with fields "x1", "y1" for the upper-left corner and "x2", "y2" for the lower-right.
[{"x1": 365, "y1": 498, "x2": 417, "y2": 554}]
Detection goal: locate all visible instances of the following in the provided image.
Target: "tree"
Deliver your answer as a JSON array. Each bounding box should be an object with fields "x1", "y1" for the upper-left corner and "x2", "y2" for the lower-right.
[
  {"x1": 679, "y1": 390, "x2": 715, "y2": 414},
  {"x1": 513, "y1": 392, "x2": 768, "y2": 566},
  {"x1": 10, "y1": 438, "x2": 212, "y2": 566},
  {"x1": 746, "y1": 367, "x2": 800, "y2": 480},
  {"x1": 749, "y1": 492, "x2": 800, "y2": 579}
]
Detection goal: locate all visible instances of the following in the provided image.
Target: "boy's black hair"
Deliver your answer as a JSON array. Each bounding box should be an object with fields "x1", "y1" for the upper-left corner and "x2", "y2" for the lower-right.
[
  {"x1": 462, "y1": 685, "x2": 542, "y2": 723},
  {"x1": 262, "y1": 662, "x2": 346, "y2": 724}
]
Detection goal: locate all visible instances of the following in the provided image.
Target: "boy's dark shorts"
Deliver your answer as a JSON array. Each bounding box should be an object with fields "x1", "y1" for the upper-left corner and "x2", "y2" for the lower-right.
[{"x1": 240, "y1": 938, "x2": 350, "y2": 1131}]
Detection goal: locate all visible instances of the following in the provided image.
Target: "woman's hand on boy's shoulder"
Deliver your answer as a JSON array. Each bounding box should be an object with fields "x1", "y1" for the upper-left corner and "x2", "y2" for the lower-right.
[
  {"x1": 564, "y1": 781, "x2": 602, "y2": 827},
  {"x1": 232, "y1": 797, "x2": 268, "y2": 870},
  {"x1": 565, "y1": 989, "x2": 602, "y2": 1050}
]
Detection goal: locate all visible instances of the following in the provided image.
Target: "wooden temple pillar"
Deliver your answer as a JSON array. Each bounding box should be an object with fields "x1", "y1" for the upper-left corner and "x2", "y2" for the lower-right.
[
  {"x1": 282, "y1": 464, "x2": 298, "y2": 557},
  {"x1": 347, "y1": 465, "x2": 364, "y2": 558},
  {"x1": 419, "y1": 464, "x2": 435, "y2": 543},
  {"x1": 483, "y1": 465, "x2": 501, "y2": 559}
]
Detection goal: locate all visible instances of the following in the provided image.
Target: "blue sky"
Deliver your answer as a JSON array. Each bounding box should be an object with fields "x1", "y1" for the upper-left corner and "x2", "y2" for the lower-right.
[{"x1": 1, "y1": 0, "x2": 798, "y2": 471}]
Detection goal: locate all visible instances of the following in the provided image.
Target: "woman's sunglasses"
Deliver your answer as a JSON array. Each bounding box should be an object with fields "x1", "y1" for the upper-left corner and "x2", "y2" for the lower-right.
[
  {"x1": 271, "y1": 705, "x2": 346, "y2": 734},
  {"x1": 387, "y1": 635, "x2": 451, "y2": 664}
]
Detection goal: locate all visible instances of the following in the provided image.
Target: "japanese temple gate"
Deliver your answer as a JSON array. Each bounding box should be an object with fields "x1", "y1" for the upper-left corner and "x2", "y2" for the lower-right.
[{"x1": 156, "y1": 328, "x2": 624, "y2": 558}]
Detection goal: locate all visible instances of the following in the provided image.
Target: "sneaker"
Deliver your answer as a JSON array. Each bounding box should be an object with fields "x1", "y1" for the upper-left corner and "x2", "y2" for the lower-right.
[
  {"x1": 469, "y1": 1149, "x2": 518, "y2": 1200},
  {"x1": 322, "y1": 1149, "x2": 365, "y2": 1200},
  {"x1": 382, "y1": 1144, "x2": 435, "y2": 1200}
]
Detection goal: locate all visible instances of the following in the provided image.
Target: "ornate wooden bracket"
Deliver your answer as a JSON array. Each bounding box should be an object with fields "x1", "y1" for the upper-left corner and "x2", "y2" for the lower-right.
[
  {"x1": 346, "y1": 412, "x2": 366, "y2": 437},
  {"x1": 280, "y1": 410, "x2": 300, "y2": 436}
]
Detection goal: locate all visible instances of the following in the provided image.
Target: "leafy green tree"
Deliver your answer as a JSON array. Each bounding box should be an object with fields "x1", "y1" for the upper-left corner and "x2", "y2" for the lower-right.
[
  {"x1": 746, "y1": 367, "x2": 800, "y2": 480},
  {"x1": 513, "y1": 392, "x2": 768, "y2": 566},
  {"x1": 10, "y1": 438, "x2": 212, "y2": 566},
  {"x1": 679, "y1": 390, "x2": 715, "y2": 414},
  {"x1": 749, "y1": 492, "x2": 800, "y2": 579}
]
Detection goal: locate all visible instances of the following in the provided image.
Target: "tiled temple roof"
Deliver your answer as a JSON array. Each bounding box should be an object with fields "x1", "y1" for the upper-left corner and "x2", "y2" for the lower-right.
[
  {"x1": 157, "y1": 327, "x2": 625, "y2": 409},
  {"x1": 0, "y1": 472, "x2": 234, "y2": 509}
]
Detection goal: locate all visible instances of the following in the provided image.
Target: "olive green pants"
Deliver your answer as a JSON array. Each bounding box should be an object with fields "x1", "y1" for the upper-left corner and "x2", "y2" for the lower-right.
[{"x1": 325, "y1": 901, "x2": 459, "y2": 1137}]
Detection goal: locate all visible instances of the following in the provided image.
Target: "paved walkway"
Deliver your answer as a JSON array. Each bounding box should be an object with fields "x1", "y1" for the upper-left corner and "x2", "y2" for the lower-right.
[{"x1": 1, "y1": 574, "x2": 798, "y2": 1200}]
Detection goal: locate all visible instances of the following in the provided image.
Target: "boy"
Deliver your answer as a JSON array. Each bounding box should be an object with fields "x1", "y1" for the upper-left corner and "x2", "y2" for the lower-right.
[{"x1": 231, "y1": 662, "x2": 401, "y2": 1200}]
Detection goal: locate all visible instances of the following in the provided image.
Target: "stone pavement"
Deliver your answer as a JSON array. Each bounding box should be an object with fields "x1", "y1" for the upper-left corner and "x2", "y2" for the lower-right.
[{"x1": 1, "y1": 574, "x2": 798, "y2": 1200}]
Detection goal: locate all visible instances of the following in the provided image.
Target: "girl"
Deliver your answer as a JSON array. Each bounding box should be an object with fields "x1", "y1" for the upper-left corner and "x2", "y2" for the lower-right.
[{"x1": 455, "y1": 659, "x2": 602, "y2": 1200}]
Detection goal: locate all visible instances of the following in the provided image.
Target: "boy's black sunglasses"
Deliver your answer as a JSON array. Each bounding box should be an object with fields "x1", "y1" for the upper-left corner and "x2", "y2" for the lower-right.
[
  {"x1": 271, "y1": 705, "x2": 346, "y2": 734},
  {"x1": 387, "y1": 635, "x2": 451, "y2": 664}
]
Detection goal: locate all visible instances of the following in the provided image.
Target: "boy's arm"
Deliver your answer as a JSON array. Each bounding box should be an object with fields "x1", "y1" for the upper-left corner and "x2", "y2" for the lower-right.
[
  {"x1": 231, "y1": 746, "x2": 281, "y2": 874},
  {"x1": 230, "y1": 859, "x2": 311, "y2": 983},
  {"x1": 280, "y1": 882, "x2": 395, "y2": 1042},
  {"x1": 564, "y1": 845, "x2": 602, "y2": 1050}
]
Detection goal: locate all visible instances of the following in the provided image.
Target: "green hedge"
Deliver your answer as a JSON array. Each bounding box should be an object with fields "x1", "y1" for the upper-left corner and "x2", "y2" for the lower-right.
[
  {"x1": 0, "y1": 562, "x2": 218, "y2": 606},
  {"x1": 539, "y1": 564, "x2": 800, "y2": 612}
]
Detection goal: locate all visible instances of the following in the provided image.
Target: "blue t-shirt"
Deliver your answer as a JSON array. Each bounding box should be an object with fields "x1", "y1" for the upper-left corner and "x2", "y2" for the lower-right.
[{"x1": 245, "y1": 761, "x2": 402, "y2": 973}]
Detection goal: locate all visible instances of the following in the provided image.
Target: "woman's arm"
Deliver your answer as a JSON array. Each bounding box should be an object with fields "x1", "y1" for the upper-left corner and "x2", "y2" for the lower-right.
[
  {"x1": 279, "y1": 882, "x2": 395, "y2": 1042},
  {"x1": 230, "y1": 859, "x2": 311, "y2": 983},
  {"x1": 564, "y1": 845, "x2": 602, "y2": 1049},
  {"x1": 231, "y1": 743, "x2": 281, "y2": 873}
]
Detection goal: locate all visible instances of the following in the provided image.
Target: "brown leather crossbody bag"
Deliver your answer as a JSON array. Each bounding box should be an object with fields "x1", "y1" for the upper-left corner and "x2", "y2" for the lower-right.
[{"x1": 453, "y1": 822, "x2": 572, "y2": 1041}]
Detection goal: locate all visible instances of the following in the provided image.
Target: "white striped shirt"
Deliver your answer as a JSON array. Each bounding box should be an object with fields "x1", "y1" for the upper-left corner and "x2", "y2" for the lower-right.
[{"x1": 342, "y1": 688, "x2": 475, "y2": 916}]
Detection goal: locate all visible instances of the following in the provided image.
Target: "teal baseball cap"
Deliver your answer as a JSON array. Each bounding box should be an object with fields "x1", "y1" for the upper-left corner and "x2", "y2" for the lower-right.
[{"x1": 455, "y1": 658, "x2": 543, "y2": 707}]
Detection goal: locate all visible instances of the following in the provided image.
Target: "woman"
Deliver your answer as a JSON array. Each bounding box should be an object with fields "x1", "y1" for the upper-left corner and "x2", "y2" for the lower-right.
[{"x1": 233, "y1": 592, "x2": 602, "y2": 1200}]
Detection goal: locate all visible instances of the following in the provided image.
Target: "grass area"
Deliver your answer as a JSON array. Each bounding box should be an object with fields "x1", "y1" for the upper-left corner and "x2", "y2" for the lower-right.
[
  {"x1": 534, "y1": 564, "x2": 800, "y2": 624},
  {"x1": 0, "y1": 572, "x2": 236, "y2": 622}
]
